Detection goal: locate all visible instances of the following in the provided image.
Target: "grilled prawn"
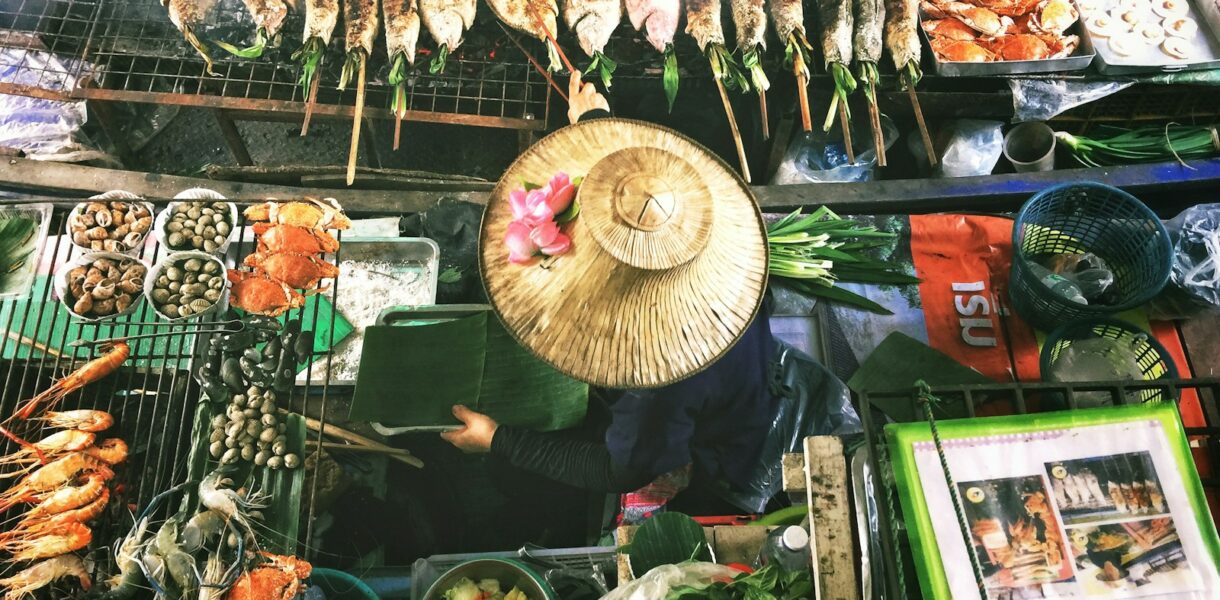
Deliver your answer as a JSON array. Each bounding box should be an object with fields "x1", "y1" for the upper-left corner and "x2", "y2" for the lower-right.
[{"x1": 0, "y1": 555, "x2": 91, "y2": 600}]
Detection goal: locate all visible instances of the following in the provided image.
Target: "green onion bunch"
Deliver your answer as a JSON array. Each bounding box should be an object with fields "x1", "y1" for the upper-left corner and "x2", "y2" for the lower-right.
[
  {"x1": 1056, "y1": 124, "x2": 1220, "y2": 167},
  {"x1": 768, "y1": 207, "x2": 920, "y2": 314}
]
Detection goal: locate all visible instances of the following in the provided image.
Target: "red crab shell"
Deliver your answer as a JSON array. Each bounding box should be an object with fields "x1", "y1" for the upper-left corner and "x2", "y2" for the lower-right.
[
  {"x1": 226, "y1": 553, "x2": 312, "y2": 600},
  {"x1": 226, "y1": 270, "x2": 306, "y2": 317},
  {"x1": 243, "y1": 252, "x2": 339, "y2": 290},
  {"x1": 243, "y1": 198, "x2": 351, "y2": 230},
  {"x1": 253, "y1": 224, "x2": 340, "y2": 254}
]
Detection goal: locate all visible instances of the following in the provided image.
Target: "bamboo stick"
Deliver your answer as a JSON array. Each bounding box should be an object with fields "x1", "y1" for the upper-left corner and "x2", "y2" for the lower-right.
[
  {"x1": 759, "y1": 88, "x2": 770, "y2": 141},
  {"x1": 393, "y1": 108, "x2": 403, "y2": 151},
  {"x1": 346, "y1": 58, "x2": 367, "y2": 186},
  {"x1": 284, "y1": 408, "x2": 424, "y2": 468},
  {"x1": 794, "y1": 50, "x2": 812, "y2": 132},
  {"x1": 499, "y1": 23, "x2": 569, "y2": 102},
  {"x1": 838, "y1": 101, "x2": 855, "y2": 164},
  {"x1": 908, "y1": 81, "x2": 937, "y2": 167},
  {"x1": 300, "y1": 69, "x2": 322, "y2": 137},
  {"x1": 867, "y1": 78, "x2": 886, "y2": 167},
  {"x1": 715, "y1": 76, "x2": 752, "y2": 183},
  {"x1": 526, "y1": 4, "x2": 575, "y2": 73}
]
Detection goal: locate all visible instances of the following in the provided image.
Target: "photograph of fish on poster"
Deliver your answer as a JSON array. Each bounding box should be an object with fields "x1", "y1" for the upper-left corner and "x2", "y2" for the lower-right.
[{"x1": 1046, "y1": 452, "x2": 1169, "y2": 526}]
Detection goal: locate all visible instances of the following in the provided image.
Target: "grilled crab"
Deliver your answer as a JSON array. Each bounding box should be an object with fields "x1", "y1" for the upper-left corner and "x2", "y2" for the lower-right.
[
  {"x1": 930, "y1": 36, "x2": 996, "y2": 61},
  {"x1": 923, "y1": 17, "x2": 982, "y2": 40},
  {"x1": 225, "y1": 552, "x2": 312, "y2": 600},
  {"x1": 922, "y1": 1, "x2": 1012, "y2": 36},
  {"x1": 243, "y1": 198, "x2": 352, "y2": 230},
  {"x1": 254, "y1": 223, "x2": 340, "y2": 254},
  {"x1": 227, "y1": 270, "x2": 306, "y2": 317},
  {"x1": 243, "y1": 251, "x2": 339, "y2": 290},
  {"x1": 1028, "y1": 0, "x2": 1077, "y2": 35}
]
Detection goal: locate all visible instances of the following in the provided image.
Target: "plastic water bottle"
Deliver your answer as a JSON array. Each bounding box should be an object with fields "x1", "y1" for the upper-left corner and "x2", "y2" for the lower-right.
[
  {"x1": 756, "y1": 526, "x2": 811, "y2": 573},
  {"x1": 1028, "y1": 261, "x2": 1087, "y2": 305}
]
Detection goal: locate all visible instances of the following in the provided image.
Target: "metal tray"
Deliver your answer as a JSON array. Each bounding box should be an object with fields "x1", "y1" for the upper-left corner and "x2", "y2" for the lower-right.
[
  {"x1": 922, "y1": 17, "x2": 1097, "y2": 75},
  {"x1": 1083, "y1": 0, "x2": 1220, "y2": 74}
]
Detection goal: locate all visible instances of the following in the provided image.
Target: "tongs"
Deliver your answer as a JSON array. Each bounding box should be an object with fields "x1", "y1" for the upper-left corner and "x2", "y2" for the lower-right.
[{"x1": 68, "y1": 319, "x2": 246, "y2": 348}]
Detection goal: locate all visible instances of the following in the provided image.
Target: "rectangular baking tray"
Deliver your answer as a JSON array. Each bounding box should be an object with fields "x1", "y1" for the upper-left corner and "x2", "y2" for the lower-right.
[
  {"x1": 0, "y1": 203, "x2": 52, "y2": 302},
  {"x1": 1085, "y1": 0, "x2": 1220, "y2": 74},
  {"x1": 922, "y1": 17, "x2": 1096, "y2": 75}
]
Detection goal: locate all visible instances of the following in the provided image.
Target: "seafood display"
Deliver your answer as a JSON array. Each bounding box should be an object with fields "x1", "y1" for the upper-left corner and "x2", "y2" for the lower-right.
[
  {"x1": 0, "y1": 554, "x2": 91, "y2": 599},
  {"x1": 487, "y1": 0, "x2": 563, "y2": 69},
  {"x1": 225, "y1": 552, "x2": 312, "y2": 600},
  {"x1": 58, "y1": 254, "x2": 148, "y2": 319},
  {"x1": 243, "y1": 251, "x2": 339, "y2": 291},
  {"x1": 921, "y1": 0, "x2": 1082, "y2": 62},
  {"x1": 209, "y1": 385, "x2": 300, "y2": 470},
  {"x1": 1079, "y1": 0, "x2": 1205, "y2": 61},
  {"x1": 67, "y1": 200, "x2": 153, "y2": 253},
  {"x1": 562, "y1": 0, "x2": 621, "y2": 88},
  {"x1": 886, "y1": 0, "x2": 924, "y2": 75},
  {"x1": 159, "y1": 200, "x2": 236, "y2": 253},
  {"x1": 148, "y1": 253, "x2": 228, "y2": 320},
  {"x1": 732, "y1": 0, "x2": 770, "y2": 136},
  {"x1": 243, "y1": 198, "x2": 353, "y2": 230},
  {"x1": 685, "y1": 0, "x2": 752, "y2": 180},
  {"x1": 420, "y1": 0, "x2": 477, "y2": 73},
  {"x1": 625, "y1": 0, "x2": 680, "y2": 108},
  {"x1": 227, "y1": 271, "x2": 307, "y2": 316},
  {"x1": 231, "y1": 199, "x2": 345, "y2": 315},
  {"x1": 771, "y1": 0, "x2": 814, "y2": 129},
  {"x1": 816, "y1": 0, "x2": 859, "y2": 134}
]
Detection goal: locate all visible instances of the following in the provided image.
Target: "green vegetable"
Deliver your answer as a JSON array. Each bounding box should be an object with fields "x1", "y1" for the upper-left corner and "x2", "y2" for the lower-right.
[
  {"x1": 783, "y1": 34, "x2": 812, "y2": 81},
  {"x1": 665, "y1": 563, "x2": 813, "y2": 600},
  {"x1": 625, "y1": 513, "x2": 711, "y2": 577},
  {"x1": 741, "y1": 48, "x2": 770, "y2": 94},
  {"x1": 823, "y1": 63, "x2": 856, "y2": 132},
  {"x1": 292, "y1": 37, "x2": 325, "y2": 95},
  {"x1": 0, "y1": 213, "x2": 37, "y2": 291},
  {"x1": 215, "y1": 27, "x2": 269, "y2": 59},
  {"x1": 663, "y1": 45, "x2": 680, "y2": 112},
  {"x1": 430, "y1": 44, "x2": 451, "y2": 75},
  {"x1": 750, "y1": 505, "x2": 806, "y2": 527},
  {"x1": 588, "y1": 51, "x2": 617, "y2": 90},
  {"x1": 338, "y1": 50, "x2": 364, "y2": 90},
  {"x1": 1056, "y1": 124, "x2": 1220, "y2": 167},
  {"x1": 442, "y1": 577, "x2": 481, "y2": 600},
  {"x1": 708, "y1": 45, "x2": 750, "y2": 94},
  {"x1": 389, "y1": 52, "x2": 410, "y2": 118},
  {"x1": 767, "y1": 207, "x2": 920, "y2": 314}
]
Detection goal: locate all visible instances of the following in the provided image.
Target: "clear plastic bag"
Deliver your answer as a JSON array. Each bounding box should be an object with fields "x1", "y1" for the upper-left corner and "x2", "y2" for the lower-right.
[
  {"x1": 771, "y1": 115, "x2": 899, "y2": 184},
  {"x1": 0, "y1": 46, "x2": 105, "y2": 162},
  {"x1": 1148, "y1": 203, "x2": 1220, "y2": 320},
  {"x1": 1042, "y1": 253, "x2": 1116, "y2": 303},
  {"x1": 924, "y1": 119, "x2": 1004, "y2": 178},
  {"x1": 600, "y1": 563, "x2": 740, "y2": 600},
  {"x1": 1008, "y1": 79, "x2": 1133, "y2": 122},
  {"x1": 718, "y1": 341, "x2": 862, "y2": 513}
]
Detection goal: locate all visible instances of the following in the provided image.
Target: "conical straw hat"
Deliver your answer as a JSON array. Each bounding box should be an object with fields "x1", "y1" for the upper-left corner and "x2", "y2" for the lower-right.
[{"x1": 479, "y1": 119, "x2": 768, "y2": 388}]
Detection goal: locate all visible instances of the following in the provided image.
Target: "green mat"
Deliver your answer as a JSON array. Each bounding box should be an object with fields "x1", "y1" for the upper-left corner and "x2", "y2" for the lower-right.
[
  {"x1": 350, "y1": 306, "x2": 588, "y2": 431},
  {"x1": 847, "y1": 332, "x2": 993, "y2": 422}
]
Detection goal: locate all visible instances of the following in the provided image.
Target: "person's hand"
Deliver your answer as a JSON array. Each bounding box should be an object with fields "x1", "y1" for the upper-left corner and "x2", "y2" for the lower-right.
[
  {"x1": 440, "y1": 405, "x2": 499, "y2": 453},
  {"x1": 567, "y1": 70, "x2": 609, "y2": 125}
]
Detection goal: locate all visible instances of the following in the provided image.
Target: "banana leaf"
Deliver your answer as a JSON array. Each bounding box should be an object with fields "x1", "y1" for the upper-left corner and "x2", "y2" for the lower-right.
[{"x1": 625, "y1": 513, "x2": 711, "y2": 577}]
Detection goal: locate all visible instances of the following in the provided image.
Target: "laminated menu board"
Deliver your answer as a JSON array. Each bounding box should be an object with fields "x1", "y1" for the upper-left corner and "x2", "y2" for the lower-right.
[{"x1": 887, "y1": 403, "x2": 1220, "y2": 599}]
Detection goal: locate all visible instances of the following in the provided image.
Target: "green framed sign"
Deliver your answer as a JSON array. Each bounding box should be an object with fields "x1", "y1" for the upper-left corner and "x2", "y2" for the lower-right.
[{"x1": 887, "y1": 403, "x2": 1220, "y2": 599}]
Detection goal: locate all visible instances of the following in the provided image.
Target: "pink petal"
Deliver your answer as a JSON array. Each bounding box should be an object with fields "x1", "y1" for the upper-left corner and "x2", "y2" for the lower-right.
[
  {"x1": 509, "y1": 189, "x2": 529, "y2": 221},
  {"x1": 547, "y1": 184, "x2": 576, "y2": 215},
  {"x1": 505, "y1": 220, "x2": 538, "y2": 263},
  {"x1": 540, "y1": 231, "x2": 571, "y2": 256},
  {"x1": 530, "y1": 220, "x2": 559, "y2": 247},
  {"x1": 527, "y1": 191, "x2": 555, "y2": 222},
  {"x1": 548, "y1": 172, "x2": 570, "y2": 192}
]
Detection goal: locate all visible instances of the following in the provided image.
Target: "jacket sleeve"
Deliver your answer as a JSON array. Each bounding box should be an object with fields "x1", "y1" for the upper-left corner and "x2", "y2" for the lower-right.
[
  {"x1": 490, "y1": 425, "x2": 656, "y2": 493},
  {"x1": 578, "y1": 109, "x2": 612, "y2": 122}
]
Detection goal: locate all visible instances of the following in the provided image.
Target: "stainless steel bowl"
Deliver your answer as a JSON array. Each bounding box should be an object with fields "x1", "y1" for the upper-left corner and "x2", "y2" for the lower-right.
[{"x1": 423, "y1": 559, "x2": 553, "y2": 600}]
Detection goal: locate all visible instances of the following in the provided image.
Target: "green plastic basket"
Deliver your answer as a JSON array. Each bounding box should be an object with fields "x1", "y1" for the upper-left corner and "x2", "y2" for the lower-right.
[
  {"x1": 1040, "y1": 318, "x2": 1179, "y2": 404},
  {"x1": 310, "y1": 568, "x2": 380, "y2": 600}
]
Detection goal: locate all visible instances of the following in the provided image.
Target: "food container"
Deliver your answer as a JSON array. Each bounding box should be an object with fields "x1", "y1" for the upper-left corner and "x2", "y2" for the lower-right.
[
  {"x1": 65, "y1": 192, "x2": 156, "y2": 255},
  {"x1": 1080, "y1": 0, "x2": 1220, "y2": 74},
  {"x1": 145, "y1": 251, "x2": 229, "y2": 321},
  {"x1": 54, "y1": 252, "x2": 151, "y2": 321},
  {"x1": 154, "y1": 195, "x2": 239, "y2": 255},
  {"x1": 921, "y1": 17, "x2": 1096, "y2": 75},
  {"x1": 0, "y1": 203, "x2": 52, "y2": 302},
  {"x1": 422, "y1": 559, "x2": 554, "y2": 600}
]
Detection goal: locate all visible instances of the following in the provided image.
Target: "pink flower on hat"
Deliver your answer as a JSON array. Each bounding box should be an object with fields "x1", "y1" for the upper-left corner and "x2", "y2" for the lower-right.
[{"x1": 504, "y1": 172, "x2": 578, "y2": 264}]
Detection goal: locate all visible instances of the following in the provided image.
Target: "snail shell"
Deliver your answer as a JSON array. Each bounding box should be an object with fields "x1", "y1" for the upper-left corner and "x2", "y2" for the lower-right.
[
  {"x1": 124, "y1": 210, "x2": 137, "y2": 224},
  {"x1": 85, "y1": 202, "x2": 107, "y2": 214},
  {"x1": 150, "y1": 288, "x2": 170, "y2": 304},
  {"x1": 115, "y1": 293, "x2": 132, "y2": 314},
  {"x1": 106, "y1": 266, "x2": 121, "y2": 281},
  {"x1": 117, "y1": 278, "x2": 142, "y2": 295},
  {"x1": 91, "y1": 278, "x2": 117, "y2": 300},
  {"x1": 93, "y1": 258, "x2": 115, "y2": 270},
  {"x1": 132, "y1": 216, "x2": 152, "y2": 234},
  {"x1": 67, "y1": 266, "x2": 87, "y2": 282},
  {"x1": 92, "y1": 297, "x2": 116, "y2": 316},
  {"x1": 83, "y1": 269, "x2": 104, "y2": 289},
  {"x1": 123, "y1": 231, "x2": 143, "y2": 249},
  {"x1": 94, "y1": 209, "x2": 113, "y2": 228},
  {"x1": 110, "y1": 209, "x2": 124, "y2": 227},
  {"x1": 73, "y1": 295, "x2": 93, "y2": 315},
  {"x1": 69, "y1": 281, "x2": 86, "y2": 300},
  {"x1": 112, "y1": 224, "x2": 130, "y2": 239},
  {"x1": 190, "y1": 298, "x2": 213, "y2": 312},
  {"x1": 69, "y1": 213, "x2": 93, "y2": 230},
  {"x1": 102, "y1": 240, "x2": 121, "y2": 253},
  {"x1": 87, "y1": 227, "x2": 109, "y2": 241},
  {"x1": 72, "y1": 231, "x2": 90, "y2": 246}
]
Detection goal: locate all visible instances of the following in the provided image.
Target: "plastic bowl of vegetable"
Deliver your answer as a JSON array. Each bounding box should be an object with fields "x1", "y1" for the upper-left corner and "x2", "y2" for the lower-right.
[{"x1": 423, "y1": 559, "x2": 553, "y2": 600}]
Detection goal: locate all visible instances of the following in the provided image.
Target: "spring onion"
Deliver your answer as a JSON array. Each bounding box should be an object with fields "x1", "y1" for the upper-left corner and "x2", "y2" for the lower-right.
[
  {"x1": 1056, "y1": 124, "x2": 1220, "y2": 168},
  {"x1": 768, "y1": 207, "x2": 920, "y2": 314}
]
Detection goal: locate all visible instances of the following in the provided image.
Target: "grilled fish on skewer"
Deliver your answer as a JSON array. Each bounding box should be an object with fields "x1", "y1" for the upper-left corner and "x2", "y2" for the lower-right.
[
  {"x1": 885, "y1": 0, "x2": 921, "y2": 76},
  {"x1": 217, "y1": 0, "x2": 292, "y2": 58},
  {"x1": 294, "y1": 0, "x2": 340, "y2": 97},
  {"x1": 164, "y1": 0, "x2": 218, "y2": 75},
  {"x1": 686, "y1": 0, "x2": 752, "y2": 181},
  {"x1": 420, "y1": 0, "x2": 477, "y2": 73},
  {"x1": 562, "y1": 0, "x2": 621, "y2": 88},
  {"x1": 487, "y1": 0, "x2": 562, "y2": 70},
  {"x1": 815, "y1": 0, "x2": 857, "y2": 132},
  {"x1": 625, "y1": 0, "x2": 680, "y2": 109},
  {"x1": 685, "y1": 0, "x2": 725, "y2": 51},
  {"x1": 385, "y1": 0, "x2": 421, "y2": 148},
  {"x1": 770, "y1": 0, "x2": 813, "y2": 129},
  {"x1": 731, "y1": 0, "x2": 769, "y2": 135},
  {"x1": 341, "y1": 0, "x2": 380, "y2": 185}
]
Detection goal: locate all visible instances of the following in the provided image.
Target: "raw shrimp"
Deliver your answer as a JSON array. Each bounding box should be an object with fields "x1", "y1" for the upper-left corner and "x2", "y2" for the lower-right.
[
  {"x1": 0, "y1": 521, "x2": 91, "y2": 561},
  {"x1": 24, "y1": 472, "x2": 108, "y2": 518},
  {"x1": 199, "y1": 470, "x2": 267, "y2": 537},
  {"x1": 84, "y1": 438, "x2": 129, "y2": 465},
  {"x1": 0, "y1": 430, "x2": 95, "y2": 475},
  {"x1": 9, "y1": 487, "x2": 110, "y2": 537},
  {"x1": 31, "y1": 409, "x2": 113, "y2": 433},
  {"x1": 181, "y1": 509, "x2": 226, "y2": 553},
  {"x1": 0, "y1": 554, "x2": 91, "y2": 600},
  {"x1": 1, "y1": 342, "x2": 129, "y2": 462},
  {"x1": 0, "y1": 453, "x2": 113, "y2": 511}
]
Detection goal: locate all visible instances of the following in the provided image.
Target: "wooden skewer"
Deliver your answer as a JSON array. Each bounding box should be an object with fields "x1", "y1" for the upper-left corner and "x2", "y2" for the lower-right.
[
  {"x1": 759, "y1": 88, "x2": 770, "y2": 141},
  {"x1": 300, "y1": 67, "x2": 322, "y2": 137},
  {"x1": 499, "y1": 23, "x2": 569, "y2": 101},
  {"x1": 285, "y1": 408, "x2": 424, "y2": 468},
  {"x1": 908, "y1": 80, "x2": 937, "y2": 167},
  {"x1": 714, "y1": 75, "x2": 751, "y2": 183},
  {"x1": 793, "y1": 51, "x2": 812, "y2": 132},
  {"x1": 346, "y1": 57, "x2": 367, "y2": 186},
  {"x1": 393, "y1": 102, "x2": 404, "y2": 151},
  {"x1": 838, "y1": 100, "x2": 855, "y2": 164},
  {"x1": 526, "y1": 4, "x2": 575, "y2": 73},
  {"x1": 867, "y1": 78, "x2": 886, "y2": 167}
]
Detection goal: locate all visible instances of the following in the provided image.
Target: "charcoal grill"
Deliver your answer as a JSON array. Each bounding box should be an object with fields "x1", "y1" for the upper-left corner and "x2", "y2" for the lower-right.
[
  {"x1": 0, "y1": 201, "x2": 346, "y2": 584},
  {"x1": 0, "y1": 0, "x2": 552, "y2": 155}
]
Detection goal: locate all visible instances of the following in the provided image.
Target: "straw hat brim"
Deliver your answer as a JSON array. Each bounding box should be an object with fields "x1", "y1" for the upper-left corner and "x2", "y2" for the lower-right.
[{"x1": 479, "y1": 119, "x2": 769, "y2": 389}]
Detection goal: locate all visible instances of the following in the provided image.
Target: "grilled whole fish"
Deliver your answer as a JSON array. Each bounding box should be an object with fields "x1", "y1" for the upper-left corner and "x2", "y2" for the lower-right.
[
  {"x1": 562, "y1": 0, "x2": 621, "y2": 57},
  {"x1": 769, "y1": 0, "x2": 805, "y2": 41},
  {"x1": 345, "y1": 0, "x2": 380, "y2": 55},
  {"x1": 165, "y1": 0, "x2": 217, "y2": 73},
  {"x1": 384, "y1": 0, "x2": 421, "y2": 64},
  {"x1": 241, "y1": 0, "x2": 291, "y2": 37},
  {"x1": 883, "y1": 0, "x2": 920, "y2": 71},
  {"x1": 487, "y1": 0, "x2": 559, "y2": 42},
  {"x1": 304, "y1": 0, "x2": 341, "y2": 44},
  {"x1": 685, "y1": 0, "x2": 724, "y2": 50},
  {"x1": 815, "y1": 0, "x2": 853, "y2": 66},
  {"x1": 625, "y1": 0, "x2": 679, "y2": 53},
  {"x1": 854, "y1": 0, "x2": 884, "y2": 63},
  {"x1": 420, "y1": 0, "x2": 477, "y2": 50},
  {"x1": 731, "y1": 0, "x2": 767, "y2": 51}
]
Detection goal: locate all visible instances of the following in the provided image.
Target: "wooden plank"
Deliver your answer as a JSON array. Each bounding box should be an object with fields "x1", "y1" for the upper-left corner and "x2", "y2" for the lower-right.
[
  {"x1": 783, "y1": 452, "x2": 807, "y2": 493},
  {"x1": 805, "y1": 436, "x2": 857, "y2": 600}
]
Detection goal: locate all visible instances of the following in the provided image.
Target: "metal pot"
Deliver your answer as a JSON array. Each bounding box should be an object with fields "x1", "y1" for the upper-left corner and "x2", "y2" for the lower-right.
[{"x1": 423, "y1": 559, "x2": 554, "y2": 600}]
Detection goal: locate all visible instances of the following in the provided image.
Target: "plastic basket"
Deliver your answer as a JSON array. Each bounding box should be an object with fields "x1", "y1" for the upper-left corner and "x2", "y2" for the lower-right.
[
  {"x1": 1009, "y1": 182, "x2": 1171, "y2": 331},
  {"x1": 1041, "y1": 318, "x2": 1179, "y2": 404}
]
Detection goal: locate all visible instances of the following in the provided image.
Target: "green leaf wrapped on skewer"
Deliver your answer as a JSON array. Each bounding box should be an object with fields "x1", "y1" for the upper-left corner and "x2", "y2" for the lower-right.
[
  {"x1": 215, "y1": 27, "x2": 270, "y2": 59},
  {"x1": 429, "y1": 44, "x2": 451, "y2": 74},
  {"x1": 784, "y1": 33, "x2": 812, "y2": 80},
  {"x1": 587, "y1": 51, "x2": 617, "y2": 90},
  {"x1": 292, "y1": 37, "x2": 326, "y2": 94},
  {"x1": 338, "y1": 50, "x2": 364, "y2": 90},
  {"x1": 741, "y1": 47, "x2": 770, "y2": 93},
  {"x1": 389, "y1": 52, "x2": 409, "y2": 117},
  {"x1": 823, "y1": 63, "x2": 856, "y2": 132},
  {"x1": 663, "y1": 45, "x2": 679, "y2": 112},
  {"x1": 708, "y1": 44, "x2": 750, "y2": 93}
]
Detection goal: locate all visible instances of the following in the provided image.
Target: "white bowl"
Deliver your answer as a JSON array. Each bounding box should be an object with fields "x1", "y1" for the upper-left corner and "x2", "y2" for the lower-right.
[
  {"x1": 55, "y1": 252, "x2": 151, "y2": 321},
  {"x1": 66, "y1": 192, "x2": 157, "y2": 255},
  {"x1": 145, "y1": 251, "x2": 230, "y2": 321},
  {"x1": 154, "y1": 197, "x2": 239, "y2": 255}
]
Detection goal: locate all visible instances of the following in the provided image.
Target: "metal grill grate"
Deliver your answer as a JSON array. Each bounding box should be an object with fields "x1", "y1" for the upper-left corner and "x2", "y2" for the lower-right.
[
  {"x1": 0, "y1": 201, "x2": 345, "y2": 583},
  {"x1": 0, "y1": 0, "x2": 97, "y2": 97}
]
